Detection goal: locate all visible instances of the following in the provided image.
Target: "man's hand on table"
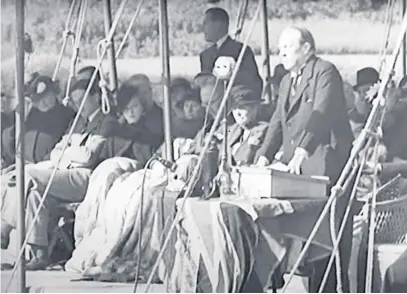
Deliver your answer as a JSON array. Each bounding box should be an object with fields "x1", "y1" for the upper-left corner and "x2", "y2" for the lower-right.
[
  {"x1": 256, "y1": 156, "x2": 270, "y2": 167},
  {"x1": 288, "y1": 147, "x2": 309, "y2": 175}
]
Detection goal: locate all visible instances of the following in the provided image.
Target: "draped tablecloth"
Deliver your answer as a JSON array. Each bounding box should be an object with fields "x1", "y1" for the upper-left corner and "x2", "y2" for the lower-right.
[{"x1": 167, "y1": 197, "x2": 336, "y2": 292}]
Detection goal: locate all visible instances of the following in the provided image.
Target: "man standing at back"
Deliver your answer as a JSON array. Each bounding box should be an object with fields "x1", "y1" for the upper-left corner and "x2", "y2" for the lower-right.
[
  {"x1": 255, "y1": 26, "x2": 354, "y2": 292},
  {"x1": 200, "y1": 7, "x2": 263, "y2": 97}
]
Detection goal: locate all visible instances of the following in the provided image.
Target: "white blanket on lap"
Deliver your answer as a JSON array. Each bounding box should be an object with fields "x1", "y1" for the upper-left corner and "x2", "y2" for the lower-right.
[{"x1": 65, "y1": 157, "x2": 142, "y2": 272}]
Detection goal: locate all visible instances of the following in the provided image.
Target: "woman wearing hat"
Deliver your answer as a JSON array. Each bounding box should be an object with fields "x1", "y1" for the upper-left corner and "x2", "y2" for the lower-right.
[
  {"x1": 1, "y1": 74, "x2": 74, "y2": 168},
  {"x1": 221, "y1": 85, "x2": 269, "y2": 165},
  {"x1": 102, "y1": 74, "x2": 164, "y2": 160}
]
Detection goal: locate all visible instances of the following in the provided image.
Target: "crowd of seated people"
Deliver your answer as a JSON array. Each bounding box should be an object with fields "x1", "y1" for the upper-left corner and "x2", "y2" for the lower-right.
[{"x1": 2, "y1": 5, "x2": 407, "y2": 294}]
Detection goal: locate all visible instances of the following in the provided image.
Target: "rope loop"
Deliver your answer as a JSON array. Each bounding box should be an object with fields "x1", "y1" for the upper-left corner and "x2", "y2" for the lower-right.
[{"x1": 99, "y1": 76, "x2": 111, "y2": 114}]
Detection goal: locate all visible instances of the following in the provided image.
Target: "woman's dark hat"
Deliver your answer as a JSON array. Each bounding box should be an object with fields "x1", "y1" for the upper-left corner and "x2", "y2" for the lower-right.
[
  {"x1": 25, "y1": 74, "x2": 58, "y2": 102},
  {"x1": 230, "y1": 85, "x2": 261, "y2": 109}
]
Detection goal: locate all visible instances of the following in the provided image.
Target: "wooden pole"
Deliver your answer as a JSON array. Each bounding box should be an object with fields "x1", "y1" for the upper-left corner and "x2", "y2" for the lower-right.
[
  {"x1": 158, "y1": 0, "x2": 173, "y2": 161},
  {"x1": 260, "y1": 0, "x2": 272, "y2": 103},
  {"x1": 102, "y1": 0, "x2": 119, "y2": 98},
  {"x1": 402, "y1": 0, "x2": 406, "y2": 77},
  {"x1": 15, "y1": 0, "x2": 27, "y2": 292}
]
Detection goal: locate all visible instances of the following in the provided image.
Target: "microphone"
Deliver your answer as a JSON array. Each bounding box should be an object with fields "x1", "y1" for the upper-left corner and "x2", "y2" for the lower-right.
[{"x1": 153, "y1": 156, "x2": 177, "y2": 172}]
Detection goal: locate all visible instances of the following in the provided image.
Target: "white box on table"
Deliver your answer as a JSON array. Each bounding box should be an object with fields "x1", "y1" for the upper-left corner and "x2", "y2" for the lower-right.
[{"x1": 232, "y1": 166, "x2": 330, "y2": 199}]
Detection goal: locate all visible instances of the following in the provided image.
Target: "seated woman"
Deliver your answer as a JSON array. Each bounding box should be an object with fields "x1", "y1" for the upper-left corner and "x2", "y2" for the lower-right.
[
  {"x1": 100, "y1": 74, "x2": 164, "y2": 163},
  {"x1": 167, "y1": 85, "x2": 271, "y2": 292},
  {"x1": 170, "y1": 77, "x2": 206, "y2": 139},
  {"x1": 1, "y1": 67, "x2": 118, "y2": 270},
  {"x1": 1, "y1": 74, "x2": 74, "y2": 168}
]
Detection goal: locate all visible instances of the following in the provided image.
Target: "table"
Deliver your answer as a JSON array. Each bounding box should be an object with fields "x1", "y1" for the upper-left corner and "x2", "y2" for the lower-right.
[{"x1": 167, "y1": 197, "x2": 336, "y2": 292}]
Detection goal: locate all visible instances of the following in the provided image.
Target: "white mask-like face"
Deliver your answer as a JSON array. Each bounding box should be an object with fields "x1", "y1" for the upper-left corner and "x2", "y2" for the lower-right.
[{"x1": 213, "y1": 56, "x2": 236, "y2": 80}]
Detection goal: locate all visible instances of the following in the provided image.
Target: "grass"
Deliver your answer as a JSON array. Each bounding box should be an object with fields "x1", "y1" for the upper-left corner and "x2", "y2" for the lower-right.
[{"x1": 0, "y1": 0, "x2": 404, "y2": 60}]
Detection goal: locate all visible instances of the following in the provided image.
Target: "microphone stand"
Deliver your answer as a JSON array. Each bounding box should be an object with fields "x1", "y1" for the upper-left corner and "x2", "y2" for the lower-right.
[{"x1": 217, "y1": 80, "x2": 234, "y2": 198}]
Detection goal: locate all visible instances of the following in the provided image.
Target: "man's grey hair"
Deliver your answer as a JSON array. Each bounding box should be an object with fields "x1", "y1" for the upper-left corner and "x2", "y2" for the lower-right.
[{"x1": 286, "y1": 26, "x2": 316, "y2": 52}]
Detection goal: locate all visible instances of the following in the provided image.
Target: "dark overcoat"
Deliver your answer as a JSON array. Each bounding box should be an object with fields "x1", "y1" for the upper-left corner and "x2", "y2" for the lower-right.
[{"x1": 199, "y1": 36, "x2": 263, "y2": 97}]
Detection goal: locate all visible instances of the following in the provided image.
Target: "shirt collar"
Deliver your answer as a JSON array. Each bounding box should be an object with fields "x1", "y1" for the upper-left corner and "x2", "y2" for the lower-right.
[
  {"x1": 290, "y1": 54, "x2": 315, "y2": 78},
  {"x1": 88, "y1": 108, "x2": 101, "y2": 122},
  {"x1": 216, "y1": 34, "x2": 229, "y2": 49}
]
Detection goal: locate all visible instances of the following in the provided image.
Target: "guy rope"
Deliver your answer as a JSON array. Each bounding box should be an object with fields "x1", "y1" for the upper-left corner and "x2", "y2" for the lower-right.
[{"x1": 52, "y1": 0, "x2": 79, "y2": 82}]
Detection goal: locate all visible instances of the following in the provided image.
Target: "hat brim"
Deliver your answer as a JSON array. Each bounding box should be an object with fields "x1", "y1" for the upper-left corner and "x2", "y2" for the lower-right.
[{"x1": 231, "y1": 99, "x2": 261, "y2": 110}]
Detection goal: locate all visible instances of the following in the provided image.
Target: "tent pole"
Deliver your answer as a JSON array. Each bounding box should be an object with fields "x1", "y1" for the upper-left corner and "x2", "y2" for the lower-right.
[
  {"x1": 260, "y1": 0, "x2": 272, "y2": 103},
  {"x1": 103, "y1": 0, "x2": 119, "y2": 98},
  {"x1": 158, "y1": 0, "x2": 173, "y2": 161},
  {"x1": 403, "y1": 0, "x2": 406, "y2": 77},
  {"x1": 15, "y1": 0, "x2": 27, "y2": 292}
]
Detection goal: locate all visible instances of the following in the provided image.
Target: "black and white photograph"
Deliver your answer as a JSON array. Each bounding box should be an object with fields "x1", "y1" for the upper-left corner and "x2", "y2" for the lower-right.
[{"x1": 1, "y1": 0, "x2": 407, "y2": 292}]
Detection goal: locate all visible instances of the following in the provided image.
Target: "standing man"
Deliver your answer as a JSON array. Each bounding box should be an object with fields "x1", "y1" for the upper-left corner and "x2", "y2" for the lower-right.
[
  {"x1": 200, "y1": 7, "x2": 263, "y2": 97},
  {"x1": 255, "y1": 26, "x2": 354, "y2": 292}
]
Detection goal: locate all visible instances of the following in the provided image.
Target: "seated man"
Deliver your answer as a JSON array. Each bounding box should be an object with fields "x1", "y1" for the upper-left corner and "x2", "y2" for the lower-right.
[
  {"x1": 2, "y1": 74, "x2": 74, "y2": 168},
  {"x1": 0, "y1": 66, "x2": 118, "y2": 270},
  {"x1": 348, "y1": 67, "x2": 380, "y2": 137}
]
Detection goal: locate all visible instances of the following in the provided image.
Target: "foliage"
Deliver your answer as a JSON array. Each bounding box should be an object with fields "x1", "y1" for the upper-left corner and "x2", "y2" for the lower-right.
[{"x1": 0, "y1": 0, "x2": 402, "y2": 59}]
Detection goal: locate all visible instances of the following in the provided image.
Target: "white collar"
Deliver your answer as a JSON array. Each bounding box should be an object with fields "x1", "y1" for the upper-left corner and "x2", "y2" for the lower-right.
[
  {"x1": 88, "y1": 108, "x2": 101, "y2": 122},
  {"x1": 290, "y1": 55, "x2": 314, "y2": 77},
  {"x1": 216, "y1": 34, "x2": 229, "y2": 49}
]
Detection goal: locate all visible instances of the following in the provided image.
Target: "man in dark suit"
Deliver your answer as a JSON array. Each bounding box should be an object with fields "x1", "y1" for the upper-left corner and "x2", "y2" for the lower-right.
[
  {"x1": 1, "y1": 67, "x2": 117, "y2": 270},
  {"x1": 255, "y1": 26, "x2": 354, "y2": 292},
  {"x1": 200, "y1": 7, "x2": 263, "y2": 97}
]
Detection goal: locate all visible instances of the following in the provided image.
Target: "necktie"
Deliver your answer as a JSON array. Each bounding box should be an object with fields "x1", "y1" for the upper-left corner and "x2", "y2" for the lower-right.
[{"x1": 285, "y1": 76, "x2": 299, "y2": 112}]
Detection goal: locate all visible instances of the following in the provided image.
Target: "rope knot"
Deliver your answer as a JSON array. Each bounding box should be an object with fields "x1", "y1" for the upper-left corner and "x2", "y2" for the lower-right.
[
  {"x1": 331, "y1": 185, "x2": 344, "y2": 196},
  {"x1": 99, "y1": 38, "x2": 112, "y2": 51},
  {"x1": 62, "y1": 29, "x2": 74, "y2": 39}
]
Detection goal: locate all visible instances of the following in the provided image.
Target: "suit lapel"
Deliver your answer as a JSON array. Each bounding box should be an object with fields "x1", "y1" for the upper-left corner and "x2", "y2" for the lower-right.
[
  {"x1": 280, "y1": 76, "x2": 291, "y2": 119},
  {"x1": 85, "y1": 111, "x2": 104, "y2": 134},
  {"x1": 286, "y1": 57, "x2": 317, "y2": 119},
  {"x1": 218, "y1": 36, "x2": 232, "y2": 52},
  {"x1": 227, "y1": 123, "x2": 243, "y2": 147},
  {"x1": 80, "y1": 111, "x2": 104, "y2": 145}
]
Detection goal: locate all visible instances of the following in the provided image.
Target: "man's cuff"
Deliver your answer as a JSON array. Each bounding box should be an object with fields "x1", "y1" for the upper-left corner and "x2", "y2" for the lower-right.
[
  {"x1": 294, "y1": 147, "x2": 309, "y2": 159},
  {"x1": 298, "y1": 132, "x2": 318, "y2": 155}
]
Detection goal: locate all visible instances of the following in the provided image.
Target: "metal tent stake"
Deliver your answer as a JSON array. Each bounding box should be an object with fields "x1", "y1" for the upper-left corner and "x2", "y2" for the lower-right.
[
  {"x1": 158, "y1": 0, "x2": 173, "y2": 162},
  {"x1": 402, "y1": 0, "x2": 406, "y2": 76},
  {"x1": 15, "y1": 0, "x2": 27, "y2": 292},
  {"x1": 260, "y1": 0, "x2": 272, "y2": 103},
  {"x1": 102, "y1": 0, "x2": 119, "y2": 100}
]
